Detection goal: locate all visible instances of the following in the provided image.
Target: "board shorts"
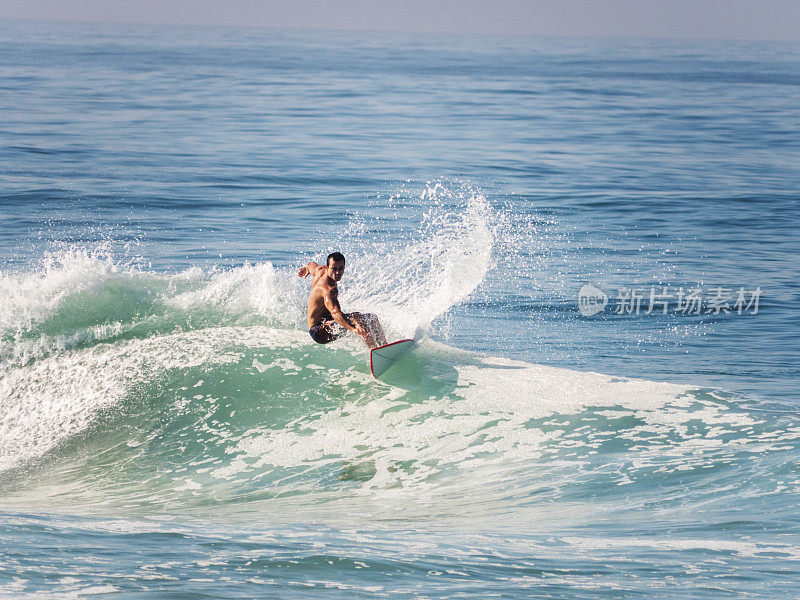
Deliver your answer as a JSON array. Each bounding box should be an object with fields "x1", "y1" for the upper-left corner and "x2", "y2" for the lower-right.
[
  {"x1": 309, "y1": 312, "x2": 377, "y2": 345},
  {"x1": 309, "y1": 313, "x2": 353, "y2": 345}
]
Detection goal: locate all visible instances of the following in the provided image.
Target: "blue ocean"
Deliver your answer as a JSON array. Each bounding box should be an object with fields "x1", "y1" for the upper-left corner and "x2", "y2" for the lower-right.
[{"x1": 1, "y1": 19, "x2": 799, "y2": 598}]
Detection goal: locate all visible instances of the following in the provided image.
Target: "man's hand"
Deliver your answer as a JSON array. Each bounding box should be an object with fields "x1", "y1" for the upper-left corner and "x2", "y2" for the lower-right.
[
  {"x1": 299, "y1": 262, "x2": 321, "y2": 278},
  {"x1": 353, "y1": 321, "x2": 368, "y2": 337}
]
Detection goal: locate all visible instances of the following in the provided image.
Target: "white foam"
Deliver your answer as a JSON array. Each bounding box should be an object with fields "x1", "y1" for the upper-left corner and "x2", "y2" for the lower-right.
[
  {"x1": 220, "y1": 344, "x2": 696, "y2": 495},
  {"x1": 560, "y1": 536, "x2": 800, "y2": 559},
  {"x1": 0, "y1": 248, "x2": 122, "y2": 332},
  {"x1": 0, "y1": 248, "x2": 314, "y2": 368},
  {"x1": 0, "y1": 326, "x2": 307, "y2": 473},
  {"x1": 166, "y1": 261, "x2": 303, "y2": 323},
  {"x1": 0, "y1": 249, "x2": 157, "y2": 365},
  {"x1": 333, "y1": 183, "x2": 496, "y2": 338}
]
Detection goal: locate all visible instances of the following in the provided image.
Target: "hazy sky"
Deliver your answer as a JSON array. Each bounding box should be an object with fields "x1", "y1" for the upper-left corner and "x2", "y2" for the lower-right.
[{"x1": 2, "y1": 0, "x2": 799, "y2": 42}]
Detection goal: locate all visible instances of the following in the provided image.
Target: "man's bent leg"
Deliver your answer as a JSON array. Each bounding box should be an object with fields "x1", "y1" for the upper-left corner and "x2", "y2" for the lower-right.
[
  {"x1": 349, "y1": 312, "x2": 387, "y2": 348},
  {"x1": 362, "y1": 313, "x2": 387, "y2": 347}
]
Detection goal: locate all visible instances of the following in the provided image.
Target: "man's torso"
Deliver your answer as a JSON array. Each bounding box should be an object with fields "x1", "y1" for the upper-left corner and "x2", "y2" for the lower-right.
[{"x1": 307, "y1": 268, "x2": 336, "y2": 329}]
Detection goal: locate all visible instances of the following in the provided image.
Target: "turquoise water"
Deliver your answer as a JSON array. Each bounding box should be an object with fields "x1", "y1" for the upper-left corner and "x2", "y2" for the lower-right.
[{"x1": 1, "y1": 20, "x2": 799, "y2": 598}]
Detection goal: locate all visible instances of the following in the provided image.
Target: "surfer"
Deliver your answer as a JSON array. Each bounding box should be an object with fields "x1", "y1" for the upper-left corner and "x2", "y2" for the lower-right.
[{"x1": 299, "y1": 252, "x2": 387, "y2": 349}]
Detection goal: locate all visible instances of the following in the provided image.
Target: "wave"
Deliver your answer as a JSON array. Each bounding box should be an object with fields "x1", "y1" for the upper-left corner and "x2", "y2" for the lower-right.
[
  {"x1": 1, "y1": 185, "x2": 795, "y2": 521},
  {"x1": 0, "y1": 183, "x2": 498, "y2": 474},
  {"x1": 2, "y1": 319, "x2": 793, "y2": 522}
]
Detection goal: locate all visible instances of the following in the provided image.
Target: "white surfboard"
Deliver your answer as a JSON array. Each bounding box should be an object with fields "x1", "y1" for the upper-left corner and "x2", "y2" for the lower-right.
[
  {"x1": 369, "y1": 329, "x2": 425, "y2": 379},
  {"x1": 369, "y1": 334, "x2": 428, "y2": 379},
  {"x1": 370, "y1": 338, "x2": 415, "y2": 379}
]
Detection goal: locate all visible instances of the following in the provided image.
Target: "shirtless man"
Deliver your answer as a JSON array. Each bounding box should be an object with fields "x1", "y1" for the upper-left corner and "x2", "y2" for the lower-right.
[{"x1": 299, "y1": 252, "x2": 387, "y2": 349}]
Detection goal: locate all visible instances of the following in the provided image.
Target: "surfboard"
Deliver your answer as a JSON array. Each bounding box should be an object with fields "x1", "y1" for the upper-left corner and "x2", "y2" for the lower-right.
[{"x1": 370, "y1": 338, "x2": 415, "y2": 379}]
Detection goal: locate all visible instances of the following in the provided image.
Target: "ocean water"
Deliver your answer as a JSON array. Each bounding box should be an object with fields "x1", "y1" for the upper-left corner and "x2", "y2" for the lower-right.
[{"x1": 1, "y1": 19, "x2": 799, "y2": 598}]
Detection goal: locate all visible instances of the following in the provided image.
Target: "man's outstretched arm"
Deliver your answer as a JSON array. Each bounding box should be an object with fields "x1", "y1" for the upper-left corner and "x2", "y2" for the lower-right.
[{"x1": 298, "y1": 261, "x2": 322, "y2": 278}]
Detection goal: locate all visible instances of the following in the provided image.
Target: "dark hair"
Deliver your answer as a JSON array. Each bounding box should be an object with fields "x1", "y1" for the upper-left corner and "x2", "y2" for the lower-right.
[{"x1": 327, "y1": 252, "x2": 345, "y2": 266}]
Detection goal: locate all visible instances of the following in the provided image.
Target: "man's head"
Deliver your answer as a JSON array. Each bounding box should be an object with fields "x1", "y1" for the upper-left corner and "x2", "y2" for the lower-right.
[{"x1": 326, "y1": 252, "x2": 346, "y2": 281}]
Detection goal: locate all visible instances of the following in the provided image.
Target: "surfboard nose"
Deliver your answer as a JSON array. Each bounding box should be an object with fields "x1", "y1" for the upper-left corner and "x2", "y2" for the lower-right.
[{"x1": 370, "y1": 338, "x2": 416, "y2": 378}]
